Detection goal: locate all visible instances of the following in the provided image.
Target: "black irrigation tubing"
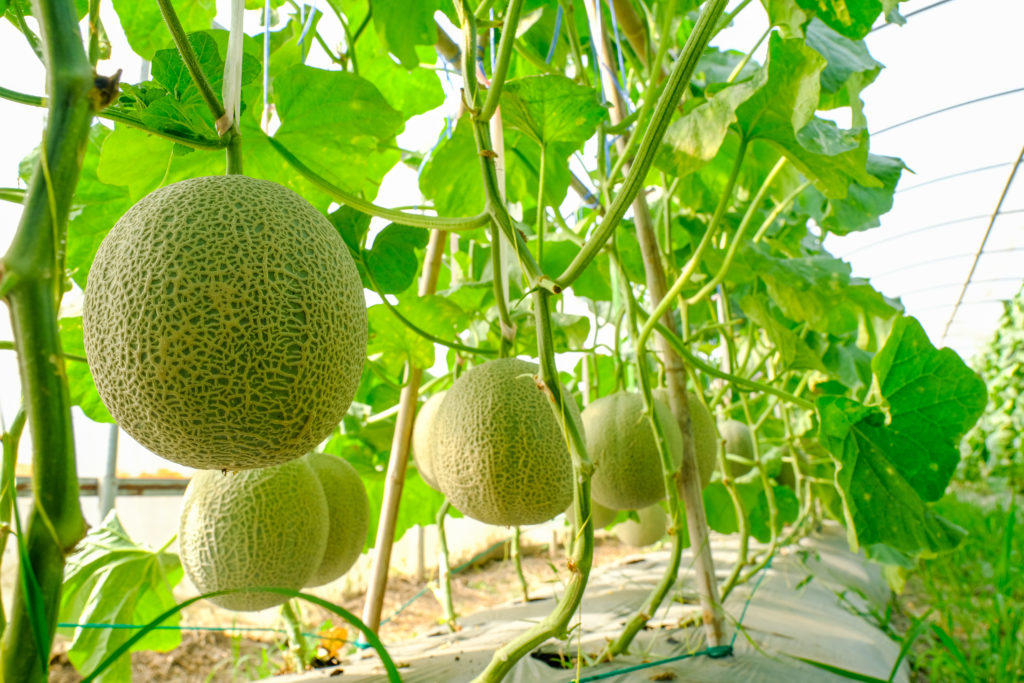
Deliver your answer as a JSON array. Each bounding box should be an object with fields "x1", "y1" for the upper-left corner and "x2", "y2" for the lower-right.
[
  {"x1": 871, "y1": 87, "x2": 1024, "y2": 136},
  {"x1": 943, "y1": 139, "x2": 1024, "y2": 339},
  {"x1": 841, "y1": 208, "x2": 1024, "y2": 256}
]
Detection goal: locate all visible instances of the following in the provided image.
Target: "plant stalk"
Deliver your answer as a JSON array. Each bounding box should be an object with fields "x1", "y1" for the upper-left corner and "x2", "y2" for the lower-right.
[
  {"x1": 0, "y1": 0, "x2": 94, "y2": 676},
  {"x1": 511, "y1": 526, "x2": 530, "y2": 603},
  {"x1": 435, "y1": 501, "x2": 458, "y2": 631}
]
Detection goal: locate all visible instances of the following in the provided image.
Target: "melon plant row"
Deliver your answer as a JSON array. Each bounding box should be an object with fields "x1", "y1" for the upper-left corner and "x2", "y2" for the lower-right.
[{"x1": 0, "y1": 0, "x2": 991, "y2": 681}]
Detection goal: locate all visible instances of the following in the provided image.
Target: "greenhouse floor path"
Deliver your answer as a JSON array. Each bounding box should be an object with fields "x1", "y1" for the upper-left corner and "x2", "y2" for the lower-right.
[{"x1": 274, "y1": 522, "x2": 909, "y2": 682}]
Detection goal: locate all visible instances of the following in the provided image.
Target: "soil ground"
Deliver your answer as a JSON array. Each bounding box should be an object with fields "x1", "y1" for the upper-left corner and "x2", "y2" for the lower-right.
[{"x1": 47, "y1": 535, "x2": 640, "y2": 681}]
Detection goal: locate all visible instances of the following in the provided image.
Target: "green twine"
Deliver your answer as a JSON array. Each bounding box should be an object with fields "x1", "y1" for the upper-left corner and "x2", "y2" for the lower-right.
[{"x1": 574, "y1": 551, "x2": 776, "y2": 682}]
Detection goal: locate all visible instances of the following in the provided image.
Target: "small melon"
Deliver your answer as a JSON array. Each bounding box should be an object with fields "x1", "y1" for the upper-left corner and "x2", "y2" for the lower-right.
[
  {"x1": 178, "y1": 457, "x2": 329, "y2": 611},
  {"x1": 720, "y1": 419, "x2": 755, "y2": 477},
  {"x1": 566, "y1": 496, "x2": 617, "y2": 529},
  {"x1": 304, "y1": 453, "x2": 369, "y2": 587},
  {"x1": 583, "y1": 392, "x2": 682, "y2": 510},
  {"x1": 83, "y1": 175, "x2": 367, "y2": 471},
  {"x1": 613, "y1": 505, "x2": 667, "y2": 547},
  {"x1": 653, "y1": 389, "x2": 718, "y2": 489},
  {"x1": 430, "y1": 358, "x2": 578, "y2": 526},
  {"x1": 411, "y1": 391, "x2": 446, "y2": 491}
]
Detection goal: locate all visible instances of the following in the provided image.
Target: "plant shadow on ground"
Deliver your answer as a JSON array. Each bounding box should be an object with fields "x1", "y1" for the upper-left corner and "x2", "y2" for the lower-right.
[{"x1": 45, "y1": 534, "x2": 640, "y2": 681}]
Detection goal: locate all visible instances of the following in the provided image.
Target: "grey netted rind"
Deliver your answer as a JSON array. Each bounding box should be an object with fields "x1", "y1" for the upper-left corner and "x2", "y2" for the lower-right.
[
  {"x1": 614, "y1": 504, "x2": 667, "y2": 547},
  {"x1": 430, "y1": 358, "x2": 577, "y2": 526},
  {"x1": 652, "y1": 389, "x2": 719, "y2": 489},
  {"x1": 411, "y1": 391, "x2": 446, "y2": 491},
  {"x1": 178, "y1": 458, "x2": 329, "y2": 612},
  {"x1": 304, "y1": 453, "x2": 369, "y2": 587},
  {"x1": 83, "y1": 175, "x2": 367, "y2": 470},
  {"x1": 584, "y1": 392, "x2": 682, "y2": 510}
]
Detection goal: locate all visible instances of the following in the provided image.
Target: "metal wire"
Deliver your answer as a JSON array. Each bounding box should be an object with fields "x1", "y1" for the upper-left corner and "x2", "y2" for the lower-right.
[
  {"x1": 871, "y1": 87, "x2": 1024, "y2": 136},
  {"x1": 841, "y1": 209, "x2": 1024, "y2": 256},
  {"x1": 942, "y1": 140, "x2": 1024, "y2": 340}
]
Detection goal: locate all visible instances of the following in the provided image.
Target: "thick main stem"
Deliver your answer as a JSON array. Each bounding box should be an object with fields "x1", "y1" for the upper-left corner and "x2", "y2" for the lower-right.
[
  {"x1": 360, "y1": 229, "x2": 448, "y2": 636},
  {"x1": 585, "y1": 0, "x2": 726, "y2": 649},
  {"x1": 0, "y1": 0, "x2": 94, "y2": 677}
]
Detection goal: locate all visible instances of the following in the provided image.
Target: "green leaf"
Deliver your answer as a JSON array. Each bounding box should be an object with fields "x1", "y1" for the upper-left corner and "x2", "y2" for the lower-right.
[
  {"x1": 504, "y1": 133, "x2": 574, "y2": 209},
  {"x1": 328, "y1": 204, "x2": 372, "y2": 252},
  {"x1": 419, "y1": 117, "x2": 486, "y2": 217},
  {"x1": 365, "y1": 224, "x2": 429, "y2": 294},
  {"x1": 370, "y1": 0, "x2": 442, "y2": 69},
  {"x1": 540, "y1": 238, "x2": 612, "y2": 302},
  {"x1": 740, "y1": 242, "x2": 899, "y2": 336},
  {"x1": 735, "y1": 35, "x2": 880, "y2": 198},
  {"x1": 816, "y1": 154, "x2": 906, "y2": 235},
  {"x1": 272, "y1": 65, "x2": 404, "y2": 198},
  {"x1": 62, "y1": 125, "x2": 134, "y2": 289},
  {"x1": 748, "y1": 485, "x2": 799, "y2": 542},
  {"x1": 500, "y1": 75, "x2": 607, "y2": 146},
  {"x1": 760, "y1": 0, "x2": 811, "y2": 36},
  {"x1": 366, "y1": 304, "x2": 435, "y2": 375},
  {"x1": 59, "y1": 513, "x2": 183, "y2": 682},
  {"x1": 794, "y1": 0, "x2": 883, "y2": 39},
  {"x1": 816, "y1": 317, "x2": 987, "y2": 554},
  {"x1": 360, "y1": 54, "x2": 445, "y2": 120},
  {"x1": 656, "y1": 85, "x2": 751, "y2": 178},
  {"x1": 804, "y1": 18, "x2": 881, "y2": 110},
  {"x1": 738, "y1": 294, "x2": 827, "y2": 372},
  {"x1": 59, "y1": 318, "x2": 114, "y2": 423},
  {"x1": 872, "y1": 317, "x2": 989, "y2": 497},
  {"x1": 111, "y1": 0, "x2": 216, "y2": 60}
]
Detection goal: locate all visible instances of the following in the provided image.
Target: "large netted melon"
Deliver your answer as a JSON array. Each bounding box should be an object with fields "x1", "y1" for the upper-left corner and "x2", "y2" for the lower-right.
[
  {"x1": 304, "y1": 453, "x2": 369, "y2": 587},
  {"x1": 178, "y1": 457, "x2": 329, "y2": 611},
  {"x1": 83, "y1": 175, "x2": 367, "y2": 471},
  {"x1": 613, "y1": 505, "x2": 667, "y2": 547},
  {"x1": 653, "y1": 389, "x2": 719, "y2": 490},
  {"x1": 583, "y1": 392, "x2": 682, "y2": 511},
  {"x1": 430, "y1": 358, "x2": 578, "y2": 526},
  {"x1": 720, "y1": 419, "x2": 755, "y2": 477},
  {"x1": 411, "y1": 391, "x2": 446, "y2": 491}
]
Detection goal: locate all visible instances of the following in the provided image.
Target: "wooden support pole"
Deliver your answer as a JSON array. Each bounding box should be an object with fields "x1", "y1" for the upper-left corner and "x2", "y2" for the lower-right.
[{"x1": 360, "y1": 228, "x2": 448, "y2": 636}]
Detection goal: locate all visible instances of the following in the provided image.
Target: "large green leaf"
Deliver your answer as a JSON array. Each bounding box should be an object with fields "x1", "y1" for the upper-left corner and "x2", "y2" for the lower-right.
[
  {"x1": 59, "y1": 317, "x2": 114, "y2": 423},
  {"x1": 794, "y1": 0, "x2": 884, "y2": 39},
  {"x1": 111, "y1": 0, "x2": 216, "y2": 60},
  {"x1": 804, "y1": 18, "x2": 881, "y2": 111},
  {"x1": 355, "y1": 20, "x2": 445, "y2": 119},
  {"x1": 500, "y1": 75, "x2": 607, "y2": 146},
  {"x1": 816, "y1": 317, "x2": 987, "y2": 554},
  {"x1": 419, "y1": 117, "x2": 486, "y2": 217},
  {"x1": 370, "y1": 0, "x2": 443, "y2": 69},
  {"x1": 272, "y1": 65, "x2": 404, "y2": 198},
  {"x1": 738, "y1": 294, "x2": 827, "y2": 372},
  {"x1": 815, "y1": 154, "x2": 906, "y2": 235},
  {"x1": 58, "y1": 513, "x2": 182, "y2": 682},
  {"x1": 365, "y1": 224, "x2": 429, "y2": 294},
  {"x1": 735, "y1": 35, "x2": 880, "y2": 198},
  {"x1": 656, "y1": 84, "x2": 751, "y2": 178}
]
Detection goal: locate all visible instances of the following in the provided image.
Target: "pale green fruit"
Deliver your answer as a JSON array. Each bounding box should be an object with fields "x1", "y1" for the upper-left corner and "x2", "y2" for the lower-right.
[
  {"x1": 431, "y1": 358, "x2": 578, "y2": 526},
  {"x1": 652, "y1": 389, "x2": 719, "y2": 490},
  {"x1": 720, "y1": 419, "x2": 755, "y2": 477},
  {"x1": 412, "y1": 391, "x2": 446, "y2": 491},
  {"x1": 179, "y1": 458, "x2": 329, "y2": 611},
  {"x1": 583, "y1": 392, "x2": 682, "y2": 510},
  {"x1": 83, "y1": 175, "x2": 367, "y2": 471},
  {"x1": 614, "y1": 505, "x2": 668, "y2": 547},
  {"x1": 304, "y1": 453, "x2": 369, "y2": 587}
]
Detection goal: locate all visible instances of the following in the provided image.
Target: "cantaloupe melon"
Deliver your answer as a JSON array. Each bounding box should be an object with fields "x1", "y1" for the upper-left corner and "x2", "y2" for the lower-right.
[
  {"x1": 652, "y1": 389, "x2": 718, "y2": 489},
  {"x1": 83, "y1": 175, "x2": 367, "y2": 471},
  {"x1": 304, "y1": 453, "x2": 369, "y2": 587},
  {"x1": 720, "y1": 419, "x2": 755, "y2": 477},
  {"x1": 411, "y1": 391, "x2": 446, "y2": 491},
  {"x1": 178, "y1": 457, "x2": 329, "y2": 611},
  {"x1": 430, "y1": 358, "x2": 577, "y2": 526},
  {"x1": 583, "y1": 392, "x2": 682, "y2": 510},
  {"x1": 613, "y1": 505, "x2": 667, "y2": 547}
]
